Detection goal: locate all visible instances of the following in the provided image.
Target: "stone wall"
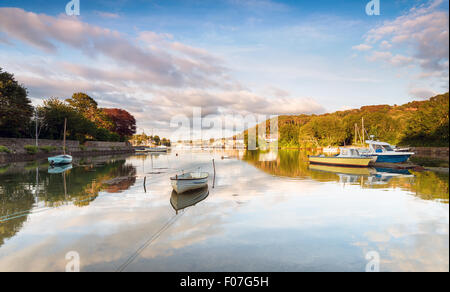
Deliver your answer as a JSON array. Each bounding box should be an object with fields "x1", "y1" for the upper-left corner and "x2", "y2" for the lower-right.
[
  {"x1": 0, "y1": 138, "x2": 134, "y2": 164},
  {"x1": 0, "y1": 138, "x2": 79, "y2": 154},
  {"x1": 84, "y1": 141, "x2": 133, "y2": 150},
  {"x1": 411, "y1": 147, "x2": 449, "y2": 161}
]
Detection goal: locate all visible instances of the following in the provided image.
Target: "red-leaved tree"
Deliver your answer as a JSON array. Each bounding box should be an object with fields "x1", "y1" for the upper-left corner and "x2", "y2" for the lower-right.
[{"x1": 103, "y1": 108, "x2": 137, "y2": 138}]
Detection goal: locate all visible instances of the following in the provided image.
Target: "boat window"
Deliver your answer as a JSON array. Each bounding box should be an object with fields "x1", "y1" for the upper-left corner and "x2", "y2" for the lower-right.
[
  {"x1": 383, "y1": 145, "x2": 394, "y2": 151},
  {"x1": 374, "y1": 145, "x2": 384, "y2": 153},
  {"x1": 350, "y1": 149, "x2": 359, "y2": 156},
  {"x1": 341, "y1": 149, "x2": 348, "y2": 156}
]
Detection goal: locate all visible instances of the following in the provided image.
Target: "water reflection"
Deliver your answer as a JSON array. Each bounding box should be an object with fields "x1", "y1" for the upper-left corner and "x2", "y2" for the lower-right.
[
  {"x1": 0, "y1": 150, "x2": 448, "y2": 272},
  {"x1": 0, "y1": 156, "x2": 137, "y2": 247},
  {"x1": 243, "y1": 150, "x2": 449, "y2": 203},
  {"x1": 170, "y1": 187, "x2": 210, "y2": 214}
]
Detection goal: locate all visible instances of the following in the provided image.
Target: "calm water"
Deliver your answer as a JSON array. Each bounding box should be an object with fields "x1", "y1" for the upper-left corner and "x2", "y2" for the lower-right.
[{"x1": 0, "y1": 150, "x2": 448, "y2": 272}]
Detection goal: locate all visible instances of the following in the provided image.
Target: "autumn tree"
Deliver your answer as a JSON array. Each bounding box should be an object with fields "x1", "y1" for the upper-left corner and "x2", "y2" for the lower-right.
[
  {"x1": 102, "y1": 108, "x2": 137, "y2": 138},
  {"x1": 38, "y1": 98, "x2": 96, "y2": 141},
  {"x1": 66, "y1": 92, "x2": 113, "y2": 129},
  {"x1": 0, "y1": 68, "x2": 34, "y2": 137}
]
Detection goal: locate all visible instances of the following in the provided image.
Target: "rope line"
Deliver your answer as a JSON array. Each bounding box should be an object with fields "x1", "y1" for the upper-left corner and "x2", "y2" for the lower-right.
[{"x1": 115, "y1": 210, "x2": 185, "y2": 272}]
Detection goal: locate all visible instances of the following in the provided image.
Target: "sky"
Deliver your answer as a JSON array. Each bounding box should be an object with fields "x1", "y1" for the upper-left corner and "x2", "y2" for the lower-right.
[{"x1": 0, "y1": 0, "x2": 448, "y2": 138}]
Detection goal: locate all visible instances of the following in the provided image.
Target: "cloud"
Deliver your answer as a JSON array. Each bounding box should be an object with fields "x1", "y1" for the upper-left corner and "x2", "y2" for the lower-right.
[
  {"x1": 356, "y1": 0, "x2": 449, "y2": 87},
  {"x1": 95, "y1": 11, "x2": 120, "y2": 19},
  {"x1": 0, "y1": 8, "x2": 231, "y2": 89},
  {"x1": 367, "y1": 51, "x2": 414, "y2": 67},
  {"x1": 352, "y1": 44, "x2": 372, "y2": 51},
  {"x1": 0, "y1": 8, "x2": 325, "y2": 137},
  {"x1": 408, "y1": 87, "x2": 437, "y2": 99}
]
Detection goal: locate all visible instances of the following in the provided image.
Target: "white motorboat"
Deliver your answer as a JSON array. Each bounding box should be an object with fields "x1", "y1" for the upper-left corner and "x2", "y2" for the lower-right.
[
  {"x1": 361, "y1": 140, "x2": 414, "y2": 163},
  {"x1": 147, "y1": 146, "x2": 168, "y2": 153}
]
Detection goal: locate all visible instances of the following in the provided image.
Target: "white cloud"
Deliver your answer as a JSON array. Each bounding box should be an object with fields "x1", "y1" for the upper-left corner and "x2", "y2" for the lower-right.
[
  {"x1": 95, "y1": 11, "x2": 120, "y2": 19},
  {"x1": 408, "y1": 87, "x2": 437, "y2": 99},
  {"x1": 352, "y1": 44, "x2": 372, "y2": 51},
  {"x1": 359, "y1": 0, "x2": 449, "y2": 88},
  {"x1": 0, "y1": 8, "x2": 325, "y2": 137}
]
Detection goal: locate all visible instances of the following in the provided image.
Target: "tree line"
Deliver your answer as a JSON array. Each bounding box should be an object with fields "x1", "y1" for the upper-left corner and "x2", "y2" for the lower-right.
[
  {"x1": 243, "y1": 92, "x2": 449, "y2": 148},
  {"x1": 276, "y1": 92, "x2": 449, "y2": 148},
  {"x1": 130, "y1": 133, "x2": 171, "y2": 146},
  {"x1": 0, "y1": 68, "x2": 136, "y2": 142}
]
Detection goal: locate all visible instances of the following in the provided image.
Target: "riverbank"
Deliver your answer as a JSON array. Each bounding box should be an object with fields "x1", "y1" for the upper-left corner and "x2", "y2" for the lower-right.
[{"x1": 0, "y1": 138, "x2": 134, "y2": 165}]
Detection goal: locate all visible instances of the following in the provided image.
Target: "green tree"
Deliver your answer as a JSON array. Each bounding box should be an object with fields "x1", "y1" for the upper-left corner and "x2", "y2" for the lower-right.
[
  {"x1": 66, "y1": 92, "x2": 113, "y2": 130},
  {"x1": 153, "y1": 135, "x2": 161, "y2": 145},
  {"x1": 0, "y1": 68, "x2": 34, "y2": 137},
  {"x1": 38, "y1": 98, "x2": 96, "y2": 142}
]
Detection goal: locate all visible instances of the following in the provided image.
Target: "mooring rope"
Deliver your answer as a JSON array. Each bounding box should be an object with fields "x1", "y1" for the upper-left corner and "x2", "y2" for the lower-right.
[{"x1": 115, "y1": 210, "x2": 186, "y2": 272}]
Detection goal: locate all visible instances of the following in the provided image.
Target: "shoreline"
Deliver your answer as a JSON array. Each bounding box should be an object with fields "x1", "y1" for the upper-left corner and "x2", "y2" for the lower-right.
[{"x1": 0, "y1": 149, "x2": 135, "y2": 165}]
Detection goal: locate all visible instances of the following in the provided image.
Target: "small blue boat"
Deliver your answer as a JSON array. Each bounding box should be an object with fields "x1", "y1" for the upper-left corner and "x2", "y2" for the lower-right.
[
  {"x1": 361, "y1": 140, "x2": 414, "y2": 163},
  {"x1": 48, "y1": 154, "x2": 73, "y2": 165},
  {"x1": 48, "y1": 118, "x2": 73, "y2": 165}
]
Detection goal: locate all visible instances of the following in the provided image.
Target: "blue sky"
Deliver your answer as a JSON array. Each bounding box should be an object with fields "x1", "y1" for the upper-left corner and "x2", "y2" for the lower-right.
[{"x1": 0, "y1": 0, "x2": 448, "y2": 136}]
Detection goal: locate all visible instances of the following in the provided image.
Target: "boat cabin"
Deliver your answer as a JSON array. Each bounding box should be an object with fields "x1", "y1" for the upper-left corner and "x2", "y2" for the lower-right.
[
  {"x1": 365, "y1": 140, "x2": 395, "y2": 153},
  {"x1": 338, "y1": 148, "x2": 362, "y2": 157}
]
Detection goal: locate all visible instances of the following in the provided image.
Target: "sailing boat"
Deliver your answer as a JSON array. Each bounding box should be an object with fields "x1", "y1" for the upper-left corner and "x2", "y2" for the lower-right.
[{"x1": 48, "y1": 118, "x2": 73, "y2": 165}]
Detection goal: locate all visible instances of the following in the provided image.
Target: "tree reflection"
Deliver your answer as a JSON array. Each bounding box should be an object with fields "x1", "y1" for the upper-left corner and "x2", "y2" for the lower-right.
[
  {"x1": 242, "y1": 150, "x2": 449, "y2": 203},
  {"x1": 0, "y1": 157, "x2": 137, "y2": 246}
]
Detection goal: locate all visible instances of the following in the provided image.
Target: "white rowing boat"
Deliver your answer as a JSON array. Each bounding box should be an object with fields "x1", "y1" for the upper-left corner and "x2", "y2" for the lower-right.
[{"x1": 170, "y1": 172, "x2": 209, "y2": 193}]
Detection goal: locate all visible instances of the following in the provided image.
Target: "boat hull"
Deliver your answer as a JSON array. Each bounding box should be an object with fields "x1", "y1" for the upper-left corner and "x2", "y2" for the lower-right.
[
  {"x1": 367, "y1": 154, "x2": 412, "y2": 163},
  {"x1": 171, "y1": 178, "x2": 208, "y2": 193},
  {"x1": 309, "y1": 156, "x2": 373, "y2": 167},
  {"x1": 48, "y1": 155, "x2": 73, "y2": 165}
]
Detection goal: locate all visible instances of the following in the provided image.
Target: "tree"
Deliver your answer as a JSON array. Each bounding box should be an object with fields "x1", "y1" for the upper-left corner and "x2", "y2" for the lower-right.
[
  {"x1": 102, "y1": 108, "x2": 137, "y2": 138},
  {"x1": 0, "y1": 68, "x2": 34, "y2": 137},
  {"x1": 38, "y1": 98, "x2": 96, "y2": 142},
  {"x1": 66, "y1": 92, "x2": 113, "y2": 129},
  {"x1": 153, "y1": 135, "x2": 160, "y2": 145}
]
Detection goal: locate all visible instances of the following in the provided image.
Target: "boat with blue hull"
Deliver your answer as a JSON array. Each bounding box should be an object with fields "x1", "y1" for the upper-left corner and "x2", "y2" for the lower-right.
[
  {"x1": 361, "y1": 140, "x2": 414, "y2": 163},
  {"x1": 48, "y1": 118, "x2": 73, "y2": 166},
  {"x1": 48, "y1": 155, "x2": 73, "y2": 165}
]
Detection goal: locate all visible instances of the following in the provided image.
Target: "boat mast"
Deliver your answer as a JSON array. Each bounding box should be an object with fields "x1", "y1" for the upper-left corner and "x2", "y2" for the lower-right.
[
  {"x1": 35, "y1": 109, "x2": 39, "y2": 147},
  {"x1": 63, "y1": 118, "x2": 67, "y2": 155},
  {"x1": 361, "y1": 117, "x2": 365, "y2": 144}
]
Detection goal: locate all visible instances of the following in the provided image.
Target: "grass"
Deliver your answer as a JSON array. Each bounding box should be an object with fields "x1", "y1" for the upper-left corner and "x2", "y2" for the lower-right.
[
  {"x1": 0, "y1": 165, "x2": 10, "y2": 174},
  {"x1": 39, "y1": 146, "x2": 58, "y2": 153},
  {"x1": 0, "y1": 145, "x2": 11, "y2": 154},
  {"x1": 410, "y1": 156, "x2": 449, "y2": 168},
  {"x1": 24, "y1": 145, "x2": 39, "y2": 155}
]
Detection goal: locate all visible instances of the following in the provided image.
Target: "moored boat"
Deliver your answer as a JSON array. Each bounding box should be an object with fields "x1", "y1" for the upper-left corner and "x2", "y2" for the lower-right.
[
  {"x1": 147, "y1": 146, "x2": 168, "y2": 153},
  {"x1": 170, "y1": 172, "x2": 209, "y2": 193},
  {"x1": 48, "y1": 118, "x2": 73, "y2": 165},
  {"x1": 48, "y1": 155, "x2": 73, "y2": 165},
  {"x1": 361, "y1": 140, "x2": 414, "y2": 163},
  {"x1": 309, "y1": 148, "x2": 375, "y2": 167}
]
